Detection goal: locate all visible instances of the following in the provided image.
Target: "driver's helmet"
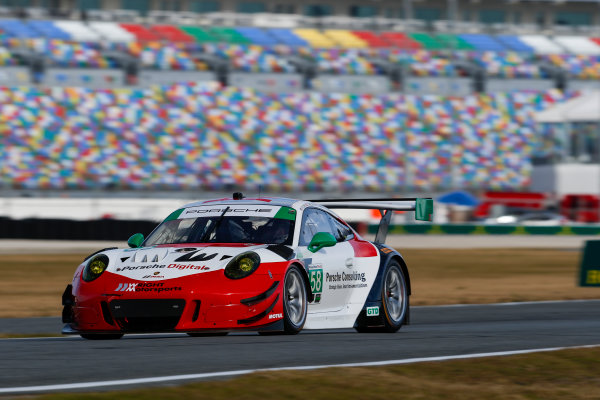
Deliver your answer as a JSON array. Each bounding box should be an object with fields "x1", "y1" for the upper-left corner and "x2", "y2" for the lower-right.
[{"x1": 258, "y1": 219, "x2": 289, "y2": 244}]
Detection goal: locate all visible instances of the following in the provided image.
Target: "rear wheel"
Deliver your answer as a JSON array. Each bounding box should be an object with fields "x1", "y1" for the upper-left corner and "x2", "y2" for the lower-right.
[
  {"x1": 355, "y1": 261, "x2": 408, "y2": 333},
  {"x1": 282, "y1": 265, "x2": 307, "y2": 334},
  {"x1": 381, "y1": 262, "x2": 408, "y2": 332},
  {"x1": 80, "y1": 333, "x2": 123, "y2": 340}
]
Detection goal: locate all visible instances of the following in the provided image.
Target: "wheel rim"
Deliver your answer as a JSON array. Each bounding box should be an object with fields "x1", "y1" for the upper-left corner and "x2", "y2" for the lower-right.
[
  {"x1": 285, "y1": 268, "x2": 306, "y2": 327},
  {"x1": 384, "y1": 266, "x2": 405, "y2": 324}
]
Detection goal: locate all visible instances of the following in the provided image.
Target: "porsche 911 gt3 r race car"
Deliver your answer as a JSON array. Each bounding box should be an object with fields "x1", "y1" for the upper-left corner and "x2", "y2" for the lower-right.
[{"x1": 62, "y1": 194, "x2": 432, "y2": 339}]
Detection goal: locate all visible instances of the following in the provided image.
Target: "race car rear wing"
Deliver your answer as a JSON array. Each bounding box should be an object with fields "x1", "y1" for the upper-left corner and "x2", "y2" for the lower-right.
[{"x1": 311, "y1": 198, "x2": 433, "y2": 244}]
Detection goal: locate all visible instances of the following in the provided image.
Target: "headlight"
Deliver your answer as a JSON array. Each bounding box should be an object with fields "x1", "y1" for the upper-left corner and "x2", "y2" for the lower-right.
[
  {"x1": 224, "y1": 252, "x2": 260, "y2": 280},
  {"x1": 82, "y1": 254, "x2": 109, "y2": 282}
]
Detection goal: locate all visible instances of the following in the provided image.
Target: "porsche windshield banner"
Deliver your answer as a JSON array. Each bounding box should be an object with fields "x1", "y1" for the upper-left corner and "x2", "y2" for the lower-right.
[{"x1": 180, "y1": 206, "x2": 281, "y2": 219}]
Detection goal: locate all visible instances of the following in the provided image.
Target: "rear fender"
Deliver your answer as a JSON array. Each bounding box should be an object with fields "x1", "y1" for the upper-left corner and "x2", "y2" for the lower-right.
[{"x1": 354, "y1": 244, "x2": 411, "y2": 327}]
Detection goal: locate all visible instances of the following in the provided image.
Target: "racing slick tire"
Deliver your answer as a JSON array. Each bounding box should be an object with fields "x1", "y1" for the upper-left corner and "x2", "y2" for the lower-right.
[
  {"x1": 80, "y1": 334, "x2": 124, "y2": 340},
  {"x1": 356, "y1": 260, "x2": 408, "y2": 333},
  {"x1": 282, "y1": 264, "x2": 308, "y2": 334}
]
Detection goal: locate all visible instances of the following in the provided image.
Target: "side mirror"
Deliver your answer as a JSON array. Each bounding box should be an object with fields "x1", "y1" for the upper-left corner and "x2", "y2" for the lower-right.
[
  {"x1": 308, "y1": 232, "x2": 337, "y2": 253},
  {"x1": 127, "y1": 233, "x2": 144, "y2": 248}
]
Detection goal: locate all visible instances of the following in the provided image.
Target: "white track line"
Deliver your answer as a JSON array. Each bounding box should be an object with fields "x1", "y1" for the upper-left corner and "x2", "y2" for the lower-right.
[{"x1": 1, "y1": 344, "x2": 599, "y2": 394}]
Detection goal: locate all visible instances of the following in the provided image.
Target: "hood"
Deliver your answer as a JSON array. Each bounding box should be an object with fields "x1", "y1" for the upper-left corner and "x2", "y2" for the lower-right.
[{"x1": 99, "y1": 243, "x2": 289, "y2": 281}]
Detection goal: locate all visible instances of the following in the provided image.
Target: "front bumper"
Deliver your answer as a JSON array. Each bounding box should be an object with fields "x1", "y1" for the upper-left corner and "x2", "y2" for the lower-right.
[{"x1": 62, "y1": 271, "x2": 285, "y2": 334}]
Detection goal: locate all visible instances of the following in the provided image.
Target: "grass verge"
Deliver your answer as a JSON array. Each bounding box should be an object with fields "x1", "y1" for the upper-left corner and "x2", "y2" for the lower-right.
[
  {"x1": 0, "y1": 249, "x2": 599, "y2": 318},
  {"x1": 12, "y1": 347, "x2": 598, "y2": 400}
]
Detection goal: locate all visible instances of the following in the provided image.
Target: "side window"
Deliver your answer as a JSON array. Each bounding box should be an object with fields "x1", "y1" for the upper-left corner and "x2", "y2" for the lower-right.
[
  {"x1": 299, "y1": 208, "x2": 337, "y2": 246},
  {"x1": 328, "y1": 215, "x2": 354, "y2": 242}
]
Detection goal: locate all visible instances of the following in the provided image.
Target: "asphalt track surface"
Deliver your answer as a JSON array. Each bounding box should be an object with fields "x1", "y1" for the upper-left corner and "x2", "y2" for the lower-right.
[{"x1": 1, "y1": 300, "x2": 599, "y2": 394}]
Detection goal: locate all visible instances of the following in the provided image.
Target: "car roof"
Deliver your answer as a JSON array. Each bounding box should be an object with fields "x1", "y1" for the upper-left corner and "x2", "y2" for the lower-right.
[{"x1": 183, "y1": 197, "x2": 306, "y2": 209}]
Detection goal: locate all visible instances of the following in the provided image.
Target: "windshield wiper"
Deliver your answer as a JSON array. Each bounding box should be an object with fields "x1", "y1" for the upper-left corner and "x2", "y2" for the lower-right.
[{"x1": 198, "y1": 206, "x2": 230, "y2": 243}]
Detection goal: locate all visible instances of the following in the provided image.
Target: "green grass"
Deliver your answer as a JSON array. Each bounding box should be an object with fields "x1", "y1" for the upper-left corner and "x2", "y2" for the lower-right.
[{"x1": 20, "y1": 347, "x2": 600, "y2": 400}]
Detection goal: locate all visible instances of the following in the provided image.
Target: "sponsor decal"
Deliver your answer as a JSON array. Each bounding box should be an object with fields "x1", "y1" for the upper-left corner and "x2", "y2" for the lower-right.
[
  {"x1": 380, "y1": 247, "x2": 393, "y2": 254},
  {"x1": 366, "y1": 306, "x2": 379, "y2": 316},
  {"x1": 309, "y1": 269, "x2": 323, "y2": 294},
  {"x1": 326, "y1": 271, "x2": 366, "y2": 283},
  {"x1": 180, "y1": 206, "x2": 280, "y2": 219},
  {"x1": 175, "y1": 252, "x2": 218, "y2": 262},
  {"x1": 167, "y1": 263, "x2": 210, "y2": 271},
  {"x1": 113, "y1": 282, "x2": 182, "y2": 293},
  {"x1": 268, "y1": 313, "x2": 283, "y2": 320},
  {"x1": 143, "y1": 274, "x2": 164, "y2": 279},
  {"x1": 326, "y1": 271, "x2": 368, "y2": 290},
  {"x1": 116, "y1": 264, "x2": 167, "y2": 272},
  {"x1": 174, "y1": 248, "x2": 199, "y2": 253}
]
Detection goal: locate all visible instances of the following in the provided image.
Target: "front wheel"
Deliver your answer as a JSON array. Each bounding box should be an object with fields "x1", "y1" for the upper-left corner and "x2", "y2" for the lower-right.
[
  {"x1": 80, "y1": 333, "x2": 123, "y2": 340},
  {"x1": 282, "y1": 264, "x2": 308, "y2": 334}
]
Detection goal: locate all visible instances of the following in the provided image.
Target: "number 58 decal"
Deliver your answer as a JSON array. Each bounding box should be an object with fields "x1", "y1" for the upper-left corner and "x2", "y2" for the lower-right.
[{"x1": 309, "y1": 269, "x2": 323, "y2": 294}]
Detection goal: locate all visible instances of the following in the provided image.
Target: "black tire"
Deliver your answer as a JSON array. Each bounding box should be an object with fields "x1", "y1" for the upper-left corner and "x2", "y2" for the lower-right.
[
  {"x1": 80, "y1": 333, "x2": 123, "y2": 340},
  {"x1": 355, "y1": 261, "x2": 409, "y2": 333},
  {"x1": 187, "y1": 332, "x2": 228, "y2": 337},
  {"x1": 282, "y1": 265, "x2": 308, "y2": 334}
]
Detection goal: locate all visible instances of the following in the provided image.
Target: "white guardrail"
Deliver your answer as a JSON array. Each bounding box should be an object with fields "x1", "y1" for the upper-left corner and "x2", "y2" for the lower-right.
[{"x1": 0, "y1": 197, "x2": 391, "y2": 223}]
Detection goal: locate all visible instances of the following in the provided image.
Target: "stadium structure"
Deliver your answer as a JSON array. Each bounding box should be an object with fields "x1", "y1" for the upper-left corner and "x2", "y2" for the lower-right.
[{"x1": 1, "y1": 0, "x2": 600, "y2": 223}]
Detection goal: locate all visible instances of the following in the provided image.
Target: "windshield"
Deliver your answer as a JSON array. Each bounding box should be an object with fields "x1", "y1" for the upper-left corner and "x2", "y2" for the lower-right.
[{"x1": 144, "y1": 206, "x2": 296, "y2": 246}]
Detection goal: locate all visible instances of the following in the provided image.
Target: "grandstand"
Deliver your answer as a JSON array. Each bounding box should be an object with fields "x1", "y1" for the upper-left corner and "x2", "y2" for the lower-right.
[{"x1": 0, "y1": 2, "x2": 598, "y2": 197}]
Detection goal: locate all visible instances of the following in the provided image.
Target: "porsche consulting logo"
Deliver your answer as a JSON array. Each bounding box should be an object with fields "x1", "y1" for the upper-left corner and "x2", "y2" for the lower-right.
[{"x1": 113, "y1": 282, "x2": 182, "y2": 293}]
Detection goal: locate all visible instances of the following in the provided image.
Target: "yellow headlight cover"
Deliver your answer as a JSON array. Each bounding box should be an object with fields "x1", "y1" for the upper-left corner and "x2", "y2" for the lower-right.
[
  {"x1": 89, "y1": 259, "x2": 107, "y2": 275},
  {"x1": 238, "y1": 257, "x2": 254, "y2": 272}
]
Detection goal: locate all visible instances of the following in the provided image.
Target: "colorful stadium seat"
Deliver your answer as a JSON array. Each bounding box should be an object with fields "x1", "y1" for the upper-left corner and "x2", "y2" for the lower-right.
[
  {"x1": 179, "y1": 26, "x2": 219, "y2": 43},
  {"x1": 495, "y1": 35, "x2": 534, "y2": 52},
  {"x1": 435, "y1": 34, "x2": 474, "y2": 50},
  {"x1": 0, "y1": 83, "x2": 574, "y2": 192},
  {"x1": 323, "y1": 30, "x2": 368, "y2": 48},
  {"x1": 266, "y1": 28, "x2": 308, "y2": 46},
  {"x1": 352, "y1": 31, "x2": 390, "y2": 48},
  {"x1": 458, "y1": 34, "x2": 507, "y2": 51},
  {"x1": 553, "y1": 36, "x2": 600, "y2": 55},
  {"x1": 519, "y1": 35, "x2": 565, "y2": 54},
  {"x1": 53, "y1": 20, "x2": 103, "y2": 42},
  {"x1": 0, "y1": 19, "x2": 39, "y2": 38},
  {"x1": 235, "y1": 27, "x2": 279, "y2": 46},
  {"x1": 408, "y1": 33, "x2": 445, "y2": 50},
  {"x1": 27, "y1": 20, "x2": 71, "y2": 40},
  {"x1": 88, "y1": 22, "x2": 135, "y2": 43},
  {"x1": 151, "y1": 25, "x2": 195, "y2": 43},
  {"x1": 293, "y1": 29, "x2": 337, "y2": 48},
  {"x1": 208, "y1": 27, "x2": 251, "y2": 44},
  {"x1": 380, "y1": 32, "x2": 421, "y2": 49},
  {"x1": 120, "y1": 24, "x2": 162, "y2": 42}
]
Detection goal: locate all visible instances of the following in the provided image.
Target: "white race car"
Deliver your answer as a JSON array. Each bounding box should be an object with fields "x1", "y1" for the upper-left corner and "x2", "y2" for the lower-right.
[{"x1": 62, "y1": 193, "x2": 433, "y2": 339}]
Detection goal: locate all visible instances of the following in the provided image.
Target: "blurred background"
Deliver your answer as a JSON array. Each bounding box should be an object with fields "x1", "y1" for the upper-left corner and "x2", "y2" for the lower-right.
[{"x1": 2, "y1": 0, "x2": 600, "y2": 238}]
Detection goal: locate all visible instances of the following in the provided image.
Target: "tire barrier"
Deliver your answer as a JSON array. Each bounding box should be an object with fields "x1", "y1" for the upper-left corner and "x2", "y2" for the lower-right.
[{"x1": 0, "y1": 217, "x2": 157, "y2": 241}]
